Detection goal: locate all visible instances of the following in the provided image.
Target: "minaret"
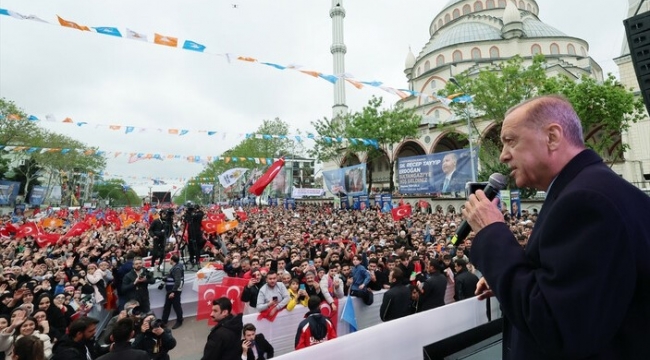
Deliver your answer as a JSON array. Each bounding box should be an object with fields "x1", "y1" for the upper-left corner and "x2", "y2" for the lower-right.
[{"x1": 330, "y1": 1, "x2": 348, "y2": 119}]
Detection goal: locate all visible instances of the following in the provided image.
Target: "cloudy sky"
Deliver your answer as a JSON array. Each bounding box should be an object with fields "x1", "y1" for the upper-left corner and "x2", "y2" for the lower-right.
[{"x1": 0, "y1": 0, "x2": 629, "y2": 196}]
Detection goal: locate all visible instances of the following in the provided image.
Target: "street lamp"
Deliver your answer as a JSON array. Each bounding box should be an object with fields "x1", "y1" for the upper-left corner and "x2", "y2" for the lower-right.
[{"x1": 448, "y1": 77, "x2": 477, "y2": 183}]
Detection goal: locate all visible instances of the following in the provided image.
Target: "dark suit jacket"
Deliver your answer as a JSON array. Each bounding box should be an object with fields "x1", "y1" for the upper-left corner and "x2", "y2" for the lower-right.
[
  {"x1": 243, "y1": 334, "x2": 274, "y2": 360},
  {"x1": 437, "y1": 170, "x2": 471, "y2": 193},
  {"x1": 419, "y1": 272, "x2": 447, "y2": 312},
  {"x1": 379, "y1": 284, "x2": 412, "y2": 322},
  {"x1": 472, "y1": 149, "x2": 650, "y2": 360}
]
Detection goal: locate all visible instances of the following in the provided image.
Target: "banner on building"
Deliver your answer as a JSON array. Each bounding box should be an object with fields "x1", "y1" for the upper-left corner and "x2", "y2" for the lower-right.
[
  {"x1": 291, "y1": 188, "x2": 324, "y2": 198},
  {"x1": 0, "y1": 181, "x2": 20, "y2": 205},
  {"x1": 396, "y1": 149, "x2": 477, "y2": 194},
  {"x1": 510, "y1": 190, "x2": 521, "y2": 218},
  {"x1": 200, "y1": 184, "x2": 214, "y2": 194},
  {"x1": 30, "y1": 186, "x2": 46, "y2": 206},
  {"x1": 500, "y1": 190, "x2": 511, "y2": 214},
  {"x1": 323, "y1": 164, "x2": 366, "y2": 196},
  {"x1": 381, "y1": 194, "x2": 393, "y2": 213}
]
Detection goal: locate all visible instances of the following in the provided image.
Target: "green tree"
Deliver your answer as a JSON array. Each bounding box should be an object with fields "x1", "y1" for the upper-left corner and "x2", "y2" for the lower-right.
[
  {"x1": 346, "y1": 96, "x2": 422, "y2": 192},
  {"x1": 440, "y1": 55, "x2": 643, "y2": 198},
  {"x1": 308, "y1": 114, "x2": 352, "y2": 166},
  {"x1": 94, "y1": 179, "x2": 140, "y2": 207}
]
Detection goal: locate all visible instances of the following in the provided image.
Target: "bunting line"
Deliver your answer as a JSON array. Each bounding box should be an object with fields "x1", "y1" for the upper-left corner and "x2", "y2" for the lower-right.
[
  {"x1": 0, "y1": 8, "x2": 454, "y2": 107},
  {"x1": 0, "y1": 112, "x2": 379, "y2": 148}
]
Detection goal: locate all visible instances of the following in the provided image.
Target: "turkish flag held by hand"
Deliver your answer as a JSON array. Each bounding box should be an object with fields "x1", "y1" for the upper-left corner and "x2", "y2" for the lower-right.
[
  {"x1": 62, "y1": 222, "x2": 91, "y2": 239},
  {"x1": 391, "y1": 205, "x2": 412, "y2": 221},
  {"x1": 16, "y1": 223, "x2": 40, "y2": 239},
  {"x1": 202, "y1": 221, "x2": 220, "y2": 234},
  {"x1": 36, "y1": 233, "x2": 61, "y2": 248},
  {"x1": 198, "y1": 283, "x2": 220, "y2": 324},
  {"x1": 257, "y1": 304, "x2": 283, "y2": 322},
  {"x1": 319, "y1": 298, "x2": 338, "y2": 329},
  {"x1": 236, "y1": 211, "x2": 248, "y2": 221},
  {"x1": 248, "y1": 157, "x2": 285, "y2": 196},
  {"x1": 215, "y1": 283, "x2": 246, "y2": 315}
]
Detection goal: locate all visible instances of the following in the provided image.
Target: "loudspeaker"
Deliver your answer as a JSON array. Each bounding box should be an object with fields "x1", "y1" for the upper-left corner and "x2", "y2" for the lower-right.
[{"x1": 624, "y1": 11, "x2": 650, "y2": 113}]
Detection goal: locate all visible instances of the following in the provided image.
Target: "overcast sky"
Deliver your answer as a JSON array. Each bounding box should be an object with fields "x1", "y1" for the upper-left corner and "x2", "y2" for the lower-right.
[{"x1": 0, "y1": 0, "x2": 628, "y2": 196}]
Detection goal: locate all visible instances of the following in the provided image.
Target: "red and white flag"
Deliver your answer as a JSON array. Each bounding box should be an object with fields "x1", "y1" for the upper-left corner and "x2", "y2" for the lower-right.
[
  {"x1": 248, "y1": 158, "x2": 285, "y2": 196},
  {"x1": 391, "y1": 205, "x2": 412, "y2": 221},
  {"x1": 15, "y1": 222, "x2": 40, "y2": 239}
]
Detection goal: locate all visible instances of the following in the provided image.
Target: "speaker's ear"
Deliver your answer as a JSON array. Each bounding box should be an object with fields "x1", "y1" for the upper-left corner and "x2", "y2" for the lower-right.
[{"x1": 624, "y1": 12, "x2": 650, "y2": 114}]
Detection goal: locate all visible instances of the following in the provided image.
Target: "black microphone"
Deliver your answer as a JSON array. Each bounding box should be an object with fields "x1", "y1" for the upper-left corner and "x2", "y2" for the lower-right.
[{"x1": 452, "y1": 173, "x2": 508, "y2": 246}]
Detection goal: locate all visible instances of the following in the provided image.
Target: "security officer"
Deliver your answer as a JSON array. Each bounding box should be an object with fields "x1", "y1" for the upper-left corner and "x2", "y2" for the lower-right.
[
  {"x1": 149, "y1": 209, "x2": 173, "y2": 271},
  {"x1": 183, "y1": 202, "x2": 204, "y2": 269},
  {"x1": 161, "y1": 255, "x2": 184, "y2": 329}
]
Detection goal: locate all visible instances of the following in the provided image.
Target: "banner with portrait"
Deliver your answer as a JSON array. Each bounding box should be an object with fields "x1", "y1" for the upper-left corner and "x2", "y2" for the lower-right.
[
  {"x1": 374, "y1": 194, "x2": 382, "y2": 208},
  {"x1": 322, "y1": 164, "x2": 367, "y2": 196},
  {"x1": 30, "y1": 186, "x2": 46, "y2": 206},
  {"x1": 500, "y1": 190, "x2": 511, "y2": 214},
  {"x1": 381, "y1": 194, "x2": 393, "y2": 213},
  {"x1": 359, "y1": 195, "x2": 370, "y2": 211},
  {"x1": 0, "y1": 181, "x2": 20, "y2": 205},
  {"x1": 396, "y1": 149, "x2": 477, "y2": 194},
  {"x1": 510, "y1": 190, "x2": 521, "y2": 218}
]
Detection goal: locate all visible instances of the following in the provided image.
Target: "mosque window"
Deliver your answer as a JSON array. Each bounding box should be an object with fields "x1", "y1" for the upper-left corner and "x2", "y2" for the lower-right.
[
  {"x1": 435, "y1": 110, "x2": 440, "y2": 119},
  {"x1": 430, "y1": 80, "x2": 437, "y2": 89},
  {"x1": 417, "y1": 67, "x2": 421, "y2": 77},
  {"x1": 463, "y1": 4, "x2": 471, "y2": 15},
  {"x1": 453, "y1": 50, "x2": 463, "y2": 62},
  {"x1": 436, "y1": 54, "x2": 445, "y2": 66},
  {"x1": 489, "y1": 46, "x2": 500, "y2": 58},
  {"x1": 453, "y1": 9, "x2": 460, "y2": 19},
  {"x1": 526, "y1": 3, "x2": 532, "y2": 11},
  {"x1": 475, "y1": 1, "x2": 484, "y2": 11},
  {"x1": 531, "y1": 44, "x2": 542, "y2": 55},
  {"x1": 438, "y1": 19, "x2": 444, "y2": 28},
  {"x1": 486, "y1": 0, "x2": 495, "y2": 9},
  {"x1": 581, "y1": 46, "x2": 587, "y2": 56},
  {"x1": 424, "y1": 60, "x2": 431, "y2": 71},
  {"x1": 550, "y1": 43, "x2": 560, "y2": 55},
  {"x1": 567, "y1": 44, "x2": 576, "y2": 55},
  {"x1": 518, "y1": 1, "x2": 525, "y2": 9},
  {"x1": 445, "y1": 14, "x2": 451, "y2": 23},
  {"x1": 471, "y1": 47, "x2": 482, "y2": 59},
  {"x1": 498, "y1": 0, "x2": 507, "y2": 7}
]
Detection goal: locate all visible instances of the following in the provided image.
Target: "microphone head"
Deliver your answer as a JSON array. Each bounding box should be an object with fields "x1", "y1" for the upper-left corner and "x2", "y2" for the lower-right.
[{"x1": 487, "y1": 173, "x2": 508, "y2": 190}]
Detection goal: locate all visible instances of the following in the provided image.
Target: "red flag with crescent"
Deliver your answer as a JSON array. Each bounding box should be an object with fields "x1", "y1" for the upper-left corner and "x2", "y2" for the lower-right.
[
  {"x1": 319, "y1": 298, "x2": 339, "y2": 329},
  {"x1": 62, "y1": 221, "x2": 91, "y2": 239},
  {"x1": 236, "y1": 211, "x2": 247, "y2": 222},
  {"x1": 391, "y1": 205, "x2": 412, "y2": 221},
  {"x1": 197, "y1": 283, "x2": 221, "y2": 323},
  {"x1": 15, "y1": 222, "x2": 40, "y2": 239},
  {"x1": 36, "y1": 233, "x2": 61, "y2": 248},
  {"x1": 248, "y1": 157, "x2": 285, "y2": 196},
  {"x1": 201, "y1": 220, "x2": 220, "y2": 234}
]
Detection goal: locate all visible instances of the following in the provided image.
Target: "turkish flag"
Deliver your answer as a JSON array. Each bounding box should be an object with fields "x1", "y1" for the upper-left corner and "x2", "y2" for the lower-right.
[
  {"x1": 418, "y1": 199, "x2": 429, "y2": 209},
  {"x1": 36, "y1": 233, "x2": 61, "y2": 248},
  {"x1": 319, "y1": 298, "x2": 339, "y2": 329},
  {"x1": 57, "y1": 208, "x2": 69, "y2": 218},
  {"x1": 16, "y1": 223, "x2": 40, "y2": 239},
  {"x1": 248, "y1": 157, "x2": 285, "y2": 196},
  {"x1": 391, "y1": 205, "x2": 412, "y2": 221},
  {"x1": 206, "y1": 213, "x2": 225, "y2": 223},
  {"x1": 216, "y1": 220, "x2": 239, "y2": 234},
  {"x1": 236, "y1": 211, "x2": 248, "y2": 222},
  {"x1": 198, "y1": 283, "x2": 220, "y2": 323},
  {"x1": 249, "y1": 208, "x2": 259, "y2": 214},
  {"x1": 214, "y1": 283, "x2": 246, "y2": 315},
  {"x1": 201, "y1": 221, "x2": 220, "y2": 234},
  {"x1": 257, "y1": 305, "x2": 284, "y2": 322},
  {"x1": 62, "y1": 222, "x2": 91, "y2": 239},
  {"x1": 222, "y1": 277, "x2": 249, "y2": 288}
]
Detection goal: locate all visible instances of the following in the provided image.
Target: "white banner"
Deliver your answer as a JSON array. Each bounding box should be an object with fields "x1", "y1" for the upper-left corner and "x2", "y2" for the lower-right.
[
  {"x1": 291, "y1": 188, "x2": 325, "y2": 198},
  {"x1": 218, "y1": 168, "x2": 248, "y2": 188}
]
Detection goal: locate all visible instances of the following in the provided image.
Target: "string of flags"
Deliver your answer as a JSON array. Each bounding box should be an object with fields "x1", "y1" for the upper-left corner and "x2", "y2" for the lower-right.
[
  {"x1": 0, "y1": 8, "x2": 461, "y2": 107},
  {"x1": 0, "y1": 112, "x2": 379, "y2": 148},
  {"x1": 0, "y1": 144, "x2": 287, "y2": 165}
]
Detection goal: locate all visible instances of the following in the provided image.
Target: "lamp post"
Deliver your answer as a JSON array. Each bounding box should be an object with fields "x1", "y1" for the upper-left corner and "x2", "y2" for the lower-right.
[{"x1": 449, "y1": 77, "x2": 477, "y2": 183}]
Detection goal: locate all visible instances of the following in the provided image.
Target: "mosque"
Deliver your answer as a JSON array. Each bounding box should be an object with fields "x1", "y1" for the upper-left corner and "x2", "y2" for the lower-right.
[{"x1": 327, "y1": 0, "x2": 650, "y2": 192}]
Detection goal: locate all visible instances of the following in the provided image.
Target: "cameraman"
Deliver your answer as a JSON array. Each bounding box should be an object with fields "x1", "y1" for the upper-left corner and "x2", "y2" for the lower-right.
[
  {"x1": 161, "y1": 255, "x2": 184, "y2": 329},
  {"x1": 148, "y1": 210, "x2": 173, "y2": 271},
  {"x1": 133, "y1": 314, "x2": 176, "y2": 360},
  {"x1": 121, "y1": 257, "x2": 155, "y2": 313},
  {"x1": 182, "y1": 202, "x2": 204, "y2": 269}
]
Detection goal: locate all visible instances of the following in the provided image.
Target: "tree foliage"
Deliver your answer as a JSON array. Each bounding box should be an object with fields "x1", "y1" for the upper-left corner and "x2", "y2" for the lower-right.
[
  {"x1": 439, "y1": 55, "x2": 643, "y2": 198},
  {"x1": 94, "y1": 179, "x2": 140, "y2": 207}
]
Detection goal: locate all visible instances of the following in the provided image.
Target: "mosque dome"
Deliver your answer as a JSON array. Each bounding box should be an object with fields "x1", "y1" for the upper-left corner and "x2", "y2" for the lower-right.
[
  {"x1": 421, "y1": 22, "x2": 502, "y2": 54},
  {"x1": 503, "y1": 0, "x2": 522, "y2": 24}
]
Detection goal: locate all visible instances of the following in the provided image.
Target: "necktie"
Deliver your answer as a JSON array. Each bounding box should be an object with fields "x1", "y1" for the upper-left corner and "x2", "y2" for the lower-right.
[{"x1": 443, "y1": 178, "x2": 450, "y2": 192}]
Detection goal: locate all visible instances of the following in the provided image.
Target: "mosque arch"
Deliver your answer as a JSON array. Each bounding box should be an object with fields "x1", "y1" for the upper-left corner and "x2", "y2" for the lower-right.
[
  {"x1": 550, "y1": 43, "x2": 560, "y2": 55},
  {"x1": 341, "y1": 153, "x2": 361, "y2": 167},
  {"x1": 474, "y1": 1, "x2": 484, "y2": 11},
  {"x1": 453, "y1": 50, "x2": 463, "y2": 62},
  {"x1": 431, "y1": 131, "x2": 468, "y2": 154},
  {"x1": 531, "y1": 44, "x2": 542, "y2": 55},
  {"x1": 498, "y1": 0, "x2": 507, "y2": 7},
  {"x1": 445, "y1": 13, "x2": 451, "y2": 23},
  {"x1": 453, "y1": 9, "x2": 461, "y2": 19},
  {"x1": 518, "y1": 0, "x2": 525, "y2": 9},
  {"x1": 486, "y1": 0, "x2": 495, "y2": 9},
  {"x1": 436, "y1": 54, "x2": 445, "y2": 67},
  {"x1": 489, "y1": 46, "x2": 500, "y2": 58},
  {"x1": 463, "y1": 4, "x2": 472, "y2": 15},
  {"x1": 438, "y1": 19, "x2": 444, "y2": 29},
  {"x1": 424, "y1": 60, "x2": 431, "y2": 72},
  {"x1": 471, "y1": 47, "x2": 482, "y2": 59},
  {"x1": 567, "y1": 44, "x2": 576, "y2": 55}
]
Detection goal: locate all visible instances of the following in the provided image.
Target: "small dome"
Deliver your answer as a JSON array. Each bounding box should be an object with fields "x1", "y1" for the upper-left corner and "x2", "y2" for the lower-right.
[
  {"x1": 421, "y1": 22, "x2": 502, "y2": 55},
  {"x1": 522, "y1": 18, "x2": 567, "y2": 37},
  {"x1": 503, "y1": 1, "x2": 521, "y2": 24},
  {"x1": 405, "y1": 47, "x2": 416, "y2": 69}
]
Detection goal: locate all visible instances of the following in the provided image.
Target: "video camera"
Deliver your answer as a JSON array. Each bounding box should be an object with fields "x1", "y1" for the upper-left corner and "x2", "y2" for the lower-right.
[
  {"x1": 127, "y1": 306, "x2": 143, "y2": 317},
  {"x1": 149, "y1": 318, "x2": 165, "y2": 329}
]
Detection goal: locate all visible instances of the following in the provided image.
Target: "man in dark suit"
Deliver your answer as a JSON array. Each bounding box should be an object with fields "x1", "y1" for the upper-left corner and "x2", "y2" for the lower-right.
[
  {"x1": 452, "y1": 259, "x2": 478, "y2": 301},
  {"x1": 345, "y1": 168, "x2": 364, "y2": 193},
  {"x1": 437, "y1": 153, "x2": 471, "y2": 193},
  {"x1": 241, "y1": 323, "x2": 274, "y2": 360},
  {"x1": 419, "y1": 259, "x2": 447, "y2": 312},
  {"x1": 464, "y1": 95, "x2": 650, "y2": 359},
  {"x1": 379, "y1": 267, "x2": 412, "y2": 322}
]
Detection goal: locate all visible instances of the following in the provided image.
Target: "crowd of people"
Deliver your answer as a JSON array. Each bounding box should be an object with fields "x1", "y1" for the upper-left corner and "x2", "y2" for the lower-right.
[{"x1": 0, "y1": 184, "x2": 540, "y2": 360}]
